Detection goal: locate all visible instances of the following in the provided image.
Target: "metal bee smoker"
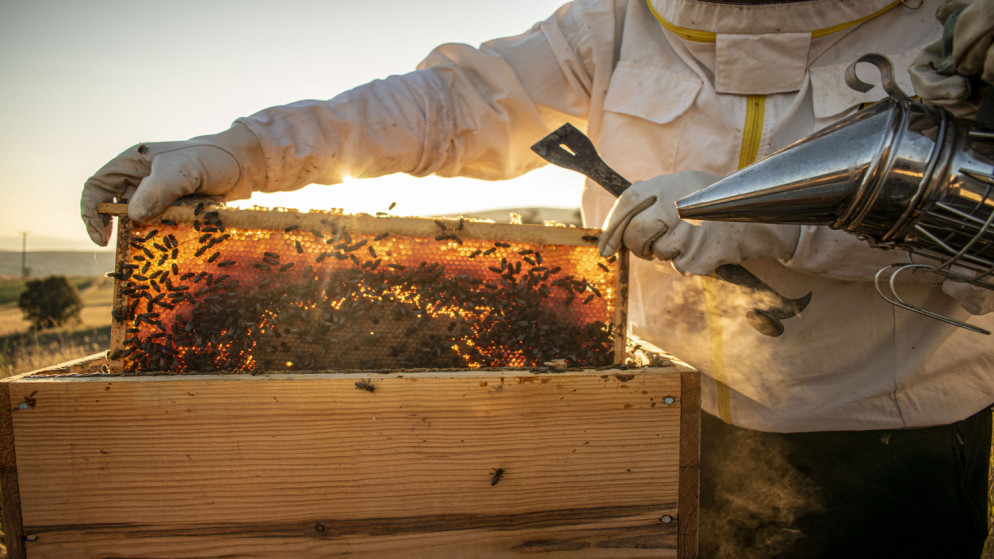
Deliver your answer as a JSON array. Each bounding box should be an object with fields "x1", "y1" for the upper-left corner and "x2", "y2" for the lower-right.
[{"x1": 677, "y1": 54, "x2": 994, "y2": 334}]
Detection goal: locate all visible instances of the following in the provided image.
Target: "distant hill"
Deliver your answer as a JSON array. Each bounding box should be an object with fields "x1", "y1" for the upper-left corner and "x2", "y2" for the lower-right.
[
  {"x1": 0, "y1": 251, "x2": 115, "y2": 279},
  {"x1": 0, "y1": 234, "x2": 113, "y2": 253}
]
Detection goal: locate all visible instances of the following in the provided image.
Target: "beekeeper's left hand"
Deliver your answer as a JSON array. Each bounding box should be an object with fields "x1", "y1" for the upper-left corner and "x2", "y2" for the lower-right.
[
  {"x1": 598, "y1": 170, "x2": 800, "y2": 276},
  {"x1": 908, "y1": 0, "x2": 994, "y2": 117}
]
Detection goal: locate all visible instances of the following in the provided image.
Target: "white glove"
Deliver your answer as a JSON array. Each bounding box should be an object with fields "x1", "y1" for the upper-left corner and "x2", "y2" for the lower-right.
[
  {"x1": 80, "y1": 123, "x2": 267, "y2": 246},
  {"x1": 942, "y1": 278, "x2": 994, "y2": 315},
  {"x1": 597, "y1": 170, "x2": 801, "y2": 276},
  {"x1": 908, "y1": 0, "x2": 994, "y2": 117}
]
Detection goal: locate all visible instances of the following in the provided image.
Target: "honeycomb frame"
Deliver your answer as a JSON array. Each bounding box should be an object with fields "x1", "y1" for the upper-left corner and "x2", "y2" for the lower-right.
[{"x1": 101, "y1": 203, "x2": 628, "y2": 374}]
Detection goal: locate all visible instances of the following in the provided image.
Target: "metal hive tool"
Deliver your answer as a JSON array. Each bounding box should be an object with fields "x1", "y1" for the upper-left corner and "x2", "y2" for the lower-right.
[{"x1": 100, "y1": 203, "x2": 628, "y2": 374}]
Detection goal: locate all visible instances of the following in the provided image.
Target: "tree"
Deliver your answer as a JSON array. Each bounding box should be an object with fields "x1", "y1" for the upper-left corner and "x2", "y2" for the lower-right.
[{"x1": 18, "y1": 276, "x2": 83, "y2": 330}]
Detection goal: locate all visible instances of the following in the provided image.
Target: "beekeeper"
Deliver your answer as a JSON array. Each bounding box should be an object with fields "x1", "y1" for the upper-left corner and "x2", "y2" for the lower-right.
[{"x1": 81, "y1": 0, "x2": 994, "y2": 556}]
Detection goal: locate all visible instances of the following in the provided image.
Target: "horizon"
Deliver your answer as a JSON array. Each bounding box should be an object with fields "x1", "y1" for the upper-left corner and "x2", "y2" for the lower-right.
[{"x1": 1, "y1": 0, "x2": 582, "y2": 251}]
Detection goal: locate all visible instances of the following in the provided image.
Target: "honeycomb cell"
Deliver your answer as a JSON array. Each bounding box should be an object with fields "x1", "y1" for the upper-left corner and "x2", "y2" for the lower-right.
[{"x1": 108, "y1": 206, "x2": 627, "y2": 374}]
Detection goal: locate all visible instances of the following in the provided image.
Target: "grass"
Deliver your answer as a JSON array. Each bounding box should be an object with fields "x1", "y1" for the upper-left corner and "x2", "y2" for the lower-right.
[{"x1": 0, "y1": 275, "x2": 113, "y2": 377}]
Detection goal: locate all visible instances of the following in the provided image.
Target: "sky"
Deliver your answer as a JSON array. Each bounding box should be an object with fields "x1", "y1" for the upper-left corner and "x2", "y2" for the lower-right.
[{"x1": 0, "y1": 0, "x2": 580, "y2": 251}]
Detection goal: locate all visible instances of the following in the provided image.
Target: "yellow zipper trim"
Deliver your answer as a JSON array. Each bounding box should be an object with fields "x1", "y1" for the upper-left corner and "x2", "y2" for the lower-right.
[
  {"x1": 705, "y1": 94, "x2": 766, "y2": 422},
  {"x1": 739, "y1": 96, "x2": 765, "y2": 168},
  {"x1": 646, "y1": 0, "x2": 903, "y2": 43}
]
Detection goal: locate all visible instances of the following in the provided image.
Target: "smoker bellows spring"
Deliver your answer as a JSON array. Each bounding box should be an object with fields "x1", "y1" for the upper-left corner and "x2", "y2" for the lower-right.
[{"x1": 102, "y1": 204, "x2": 628, "y2": 374}]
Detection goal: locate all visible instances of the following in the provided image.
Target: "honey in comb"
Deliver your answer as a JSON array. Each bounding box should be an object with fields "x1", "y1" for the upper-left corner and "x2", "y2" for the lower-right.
[{"x1": 111, "y1": 208, "x2": 625, "y2": 374}]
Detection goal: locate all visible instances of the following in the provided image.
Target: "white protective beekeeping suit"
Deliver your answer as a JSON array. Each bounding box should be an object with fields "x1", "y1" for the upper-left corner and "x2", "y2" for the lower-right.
[{"x1": 84, "y1": 0, "x2": 994, "y2": 433}]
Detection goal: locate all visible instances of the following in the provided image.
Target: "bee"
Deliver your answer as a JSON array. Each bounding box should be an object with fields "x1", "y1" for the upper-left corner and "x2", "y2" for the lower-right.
[
  {"x1": 389, "y1": 201, "x2": 397, "y2": 210},
  {"x1": 295, "y1": 240, "x2": 303, "y2": 254},
  {"x1": 160, "y1": 219, "x2": 177, "y2": 226},
  {"x1": 284, "y1": 225, "x2": 300, "y2": 233},
  {"x1": 490, "y1": 466, "x2": 504, "y2": 486},
  {"x1": 355, "y1": 378, "x2": 375, "y2": 393},
  {"x1": 194, "y1": 202, "x2": 205, "y2": 216},
  {"x1": 581, "y1": 234, "x2": 599, "y2": 242},
  {"x1": 374, "y1": 232, "x2": 389, "y2": 241},
  {"x1": 137, "y1": 144, "x2": 149, "y2": 155},
  {"x1": 597, "y1": 263, "x2": 610, "y2": 272}
]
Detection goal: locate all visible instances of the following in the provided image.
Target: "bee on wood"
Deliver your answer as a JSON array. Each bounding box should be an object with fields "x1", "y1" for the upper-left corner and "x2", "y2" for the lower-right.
[
  {"x1": 284, "y1": 224, "x2": 300, "y2": 233},
  {"x1": 374, "y1": 232, "x2": 389, "y2": 241},
  {"x1": 160, "y1": 219, "x2": 177, "y2": 226},
  {"x1": 581, "y1": 234, "x2": 599, "y2": 242},
  {"x1": 355, "y1": 378, "x2": 375, "y2": 393},
  {"x1": 194, "y1": 202, "x2": 205, "y2": 216},
  {"x1": 490, "y1": 466, "x2": 504, "y2": 486}
]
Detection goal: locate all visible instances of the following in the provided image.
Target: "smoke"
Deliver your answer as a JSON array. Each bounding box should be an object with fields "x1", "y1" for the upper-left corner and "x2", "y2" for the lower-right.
[{"x1": 699, "y1": 417, "x2": 825, "y2": 559}]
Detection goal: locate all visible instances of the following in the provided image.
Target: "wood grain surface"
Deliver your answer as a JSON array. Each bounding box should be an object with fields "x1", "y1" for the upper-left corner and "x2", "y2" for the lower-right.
[{"x1": 3, "y1": 365, "x2": 698, "y2": 558}]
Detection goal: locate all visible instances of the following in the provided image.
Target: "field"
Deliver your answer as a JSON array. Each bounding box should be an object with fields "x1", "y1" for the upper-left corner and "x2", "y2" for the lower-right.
[{"x1": 0, "y1": 276, "x2": 112, "y2": 377}]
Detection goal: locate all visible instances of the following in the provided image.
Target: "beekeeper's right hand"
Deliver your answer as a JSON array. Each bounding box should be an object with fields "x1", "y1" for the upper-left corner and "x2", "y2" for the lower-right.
[{"x1": 80, "y1": 123, "x2": 267, "y2": 246}]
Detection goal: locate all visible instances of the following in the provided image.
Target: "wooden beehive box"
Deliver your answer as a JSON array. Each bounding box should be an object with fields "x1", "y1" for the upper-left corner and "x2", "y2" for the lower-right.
[
  {"x1": 1, "y1": 355, "x2": 700, "y2": 558},
  {"x1": 1, "y1": 205, "x2": 699, "y2": 557}
]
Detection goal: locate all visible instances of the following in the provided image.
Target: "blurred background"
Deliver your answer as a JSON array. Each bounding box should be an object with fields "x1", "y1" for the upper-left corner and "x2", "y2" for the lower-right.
[{"x1": 0, "y1": 0, "x2": 580, "y2": 254}]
